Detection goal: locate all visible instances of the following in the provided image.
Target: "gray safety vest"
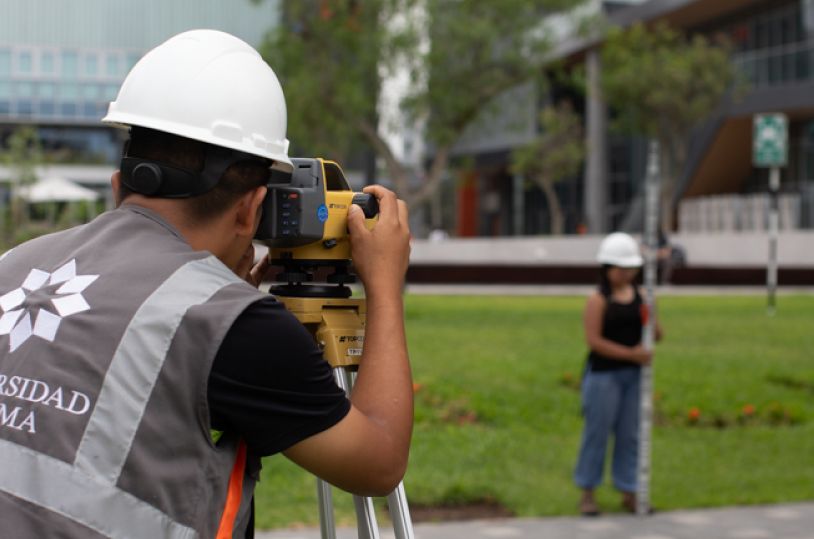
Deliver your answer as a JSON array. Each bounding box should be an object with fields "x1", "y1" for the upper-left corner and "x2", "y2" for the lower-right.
[{"x1": 0, "y1": 206, "x2": 266, "y2": 539}]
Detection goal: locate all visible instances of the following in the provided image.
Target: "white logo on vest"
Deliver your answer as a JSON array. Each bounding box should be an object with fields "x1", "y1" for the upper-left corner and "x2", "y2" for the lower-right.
[{"x1": 0, "y1": 259, "x2": 99, "y2": 352}]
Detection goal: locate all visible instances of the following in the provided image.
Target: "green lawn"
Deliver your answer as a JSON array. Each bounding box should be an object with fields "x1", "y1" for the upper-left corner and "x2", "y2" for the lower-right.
[{"x1": 254, "y1": 294, "x2": 814, "y2": 529}]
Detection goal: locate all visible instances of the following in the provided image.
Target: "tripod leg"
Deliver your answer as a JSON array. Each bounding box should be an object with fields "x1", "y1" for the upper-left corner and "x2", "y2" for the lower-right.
[
  {"x1": 317, "y1": 477, "x2": 336, "y2": 539},
  {"x1": 346, "y1": 372, "x2": 416, "y2": 539},
  {"x1": 335, "y1": 368, "x2": 382, "y2": 539},
  {"x1": 387, "y1": 483, "x2": 415, "y2": 539},
  {"x1": 313, "y1": 368, "x2": 352, "y2": 539},
  {"x1": 353, "y1": 495, "x2": 381, "y2": 539}
]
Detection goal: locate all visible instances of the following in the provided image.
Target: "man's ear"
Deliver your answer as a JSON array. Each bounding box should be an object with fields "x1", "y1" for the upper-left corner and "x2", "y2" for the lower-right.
[{"x1": 235, "y1": 186, "x2": 267, "y2": 238}]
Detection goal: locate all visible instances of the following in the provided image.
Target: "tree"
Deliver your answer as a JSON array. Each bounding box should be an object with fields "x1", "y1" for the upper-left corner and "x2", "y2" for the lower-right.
[
  {"x1": 259, "y1": 0, "x2": 590, "y2": 209},
  {"x1": 600, "y1": 22, "x2": 740, "y2": 232},
  {"x1": 511, "y1": 101, "x2": 586, "y2": 235},
  {"x1": 0, "y1": 126, "x2": 44, "y2": 243}
]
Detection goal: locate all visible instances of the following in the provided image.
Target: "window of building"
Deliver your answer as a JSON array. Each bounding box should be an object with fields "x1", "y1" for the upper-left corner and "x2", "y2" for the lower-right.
[
  {"x1": 41, "y1": 52, "x2": 55, "y2": 74},
  {"x1": 718, "y1": 1, "x2": 814, "y2": 89},
  {"x1": 0, "y1": 50, "x2": 10, "y2": 75},
  {"x1": 83, "y1": 102, "x2": 98, "y2": 118},
  {"x1": 126, "y1": 54, "x2": 140, "y2": 74},
  {"x1": 40, "y1": 82, "x2": 57, "y2": 99},
  {"x1": 85, "y1": 55, "x2": 98, "y2": 77},
  {"x1": 104, "y1": 84, "x2": 120, "y2": 101},
  {"x1": 805, "y1": 0, "x2": 814, "y2": 36},
  {"x1": 61, "y1": 102, "x2": 76, "y2": 117},
  {"x1": 60, "y1": 82, "x2": 78, "y2": 100},
  {"x1": 82, "y1": 84, "x2": 99, "y2": 101},
  {"x1": 796, "y1": 49, "x2": 809, "y2": 80},
  {"x1": 62, "y1": 52, "x2": 78, "y2": 78},
  {"x1": 18, "y1": 51, "x2": 33, "y2": 73},
  {"x1": 15, "y1": 81, "x2": 33, "y2": 98},
  {"x1": 40, "y1": 102, "x2": 56, "y2": 117},
  {"x1": 0, "y1": 80, "x2": 10, "y2": 115},
  {"x1": 18, "y1": 100, "x2": 33, "y2": 116},
  {"x1": 106, "y1": 55, "x2": 119, "y2": 77}
]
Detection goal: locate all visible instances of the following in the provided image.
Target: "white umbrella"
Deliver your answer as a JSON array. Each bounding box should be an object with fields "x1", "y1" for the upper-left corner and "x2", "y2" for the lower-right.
[{"x1": 18, "y1": 176, "x2": 100, "y2": 203}]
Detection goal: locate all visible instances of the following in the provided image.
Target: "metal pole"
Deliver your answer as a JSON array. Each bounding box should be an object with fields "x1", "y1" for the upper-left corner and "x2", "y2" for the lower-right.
[
  {"x1": 315, "y1": 368, "x2": 348, "y2": 539},
  {"x1": 387, "y1": 483, "x2": 416, "y2": 539},
  {"x1": 767, "y1": 167, "x2": 780, "y2": 316},
  {"x1": 637, "y1": 139, "x2": 660, "y2": 516},
  {"x1": 346, "y1": 370, "x2": 381, "y2": 539}
]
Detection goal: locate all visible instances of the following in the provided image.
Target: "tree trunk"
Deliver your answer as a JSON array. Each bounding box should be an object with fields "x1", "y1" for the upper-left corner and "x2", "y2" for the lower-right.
[
  {"x1": 356, "y1": 119, "x2": 453, "y2": 210},
  {"x1": 539, "y1": 177, "x2": 564, "y2": 235},
  {"x1": 658, "y1": 134, "x2": 688, "y2": 233},
  {"x1": 356, "y1": 120, "x2": 410, "y2": 202},
  {"x1": 407, "y1": 145, "x2": 451, "y2": 210}
]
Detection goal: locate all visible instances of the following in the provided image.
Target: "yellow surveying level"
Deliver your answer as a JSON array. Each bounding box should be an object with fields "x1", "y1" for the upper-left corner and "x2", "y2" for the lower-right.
[{"x1": 255, "y1": 159, "x2": 415, "y2": 539}]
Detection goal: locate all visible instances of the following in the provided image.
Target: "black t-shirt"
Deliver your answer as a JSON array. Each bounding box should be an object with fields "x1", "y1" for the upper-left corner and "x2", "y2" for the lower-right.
[
  {"x1": 587, "y1": 287, "x2": 643, "y2": 372},
  {"x1": 207, "y1": 295, "x2": 351, "y2": 456}
]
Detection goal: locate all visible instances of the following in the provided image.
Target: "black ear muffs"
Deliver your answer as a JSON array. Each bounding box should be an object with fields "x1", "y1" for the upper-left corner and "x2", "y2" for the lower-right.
[
  {"x1": 130, "y1": 163, "x2": 164, "y2": 196},
  {"x1": 119, "y1": 137, "x2": 272, "y2": 198}
]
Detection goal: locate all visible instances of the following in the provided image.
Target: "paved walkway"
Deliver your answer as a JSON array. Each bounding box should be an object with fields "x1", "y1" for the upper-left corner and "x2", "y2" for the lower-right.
[
  {"x1": 257, "y1": 502, "x2": 814, "y2": 539},
  {"x1": 403, "y1": 284, "x2": 814, "y2": 296}
]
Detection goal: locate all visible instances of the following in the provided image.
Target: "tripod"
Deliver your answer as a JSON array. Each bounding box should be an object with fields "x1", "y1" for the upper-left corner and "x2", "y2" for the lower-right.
[{"x1": 271, "y1": 262, "x2": 415, "y2": 539}]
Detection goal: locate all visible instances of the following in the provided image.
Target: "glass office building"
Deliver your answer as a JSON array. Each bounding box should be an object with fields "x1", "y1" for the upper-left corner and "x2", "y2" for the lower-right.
[{"x1": 0, "y1": 0, "x2": 280, "y2": 163}]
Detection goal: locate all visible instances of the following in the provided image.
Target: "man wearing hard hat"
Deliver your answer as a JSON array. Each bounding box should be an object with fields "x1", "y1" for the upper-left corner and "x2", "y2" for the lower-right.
[{"x1": 0, "y1": 30, "x2": 412, "y2": 538}]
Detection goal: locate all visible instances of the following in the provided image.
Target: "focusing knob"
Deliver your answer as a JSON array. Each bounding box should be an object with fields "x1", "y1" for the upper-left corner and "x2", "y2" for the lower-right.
[
  {"x1": 351, "y1": 193, "x2": 379, "y2": 218},
  {"x1": 131, "y1": 163, "x2": 163, "y2": 196},
  {"x1": 276, "y1": 270, "x2": 314, "y2": 284},
  {"x1": 327, "y1": 265, "x2": 357, "y2": 284},
  {"x1": 327, "y1": 272, "x2": 357, "y2": 284}
]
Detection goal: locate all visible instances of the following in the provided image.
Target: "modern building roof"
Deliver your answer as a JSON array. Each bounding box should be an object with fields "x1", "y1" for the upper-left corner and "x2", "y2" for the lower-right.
[{"x1": 556, "y1": 0, "x2": 770, "y2": 60}]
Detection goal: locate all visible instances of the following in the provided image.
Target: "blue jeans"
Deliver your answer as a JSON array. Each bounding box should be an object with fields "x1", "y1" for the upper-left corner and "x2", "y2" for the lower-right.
[{"x1": 574, "y1": 366, "x2": 640, "y2": 493}]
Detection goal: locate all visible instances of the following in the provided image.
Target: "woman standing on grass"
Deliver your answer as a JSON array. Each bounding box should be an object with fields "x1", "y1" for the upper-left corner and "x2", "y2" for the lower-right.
[{"x1": 575, "y1": 232, "x2": 663, "y2": 515}]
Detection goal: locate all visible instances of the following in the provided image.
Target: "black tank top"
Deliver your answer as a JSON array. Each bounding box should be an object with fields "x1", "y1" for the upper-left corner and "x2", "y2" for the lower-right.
[{"x1": 587, "y1": 287, "x2": 643, "y2": 372}]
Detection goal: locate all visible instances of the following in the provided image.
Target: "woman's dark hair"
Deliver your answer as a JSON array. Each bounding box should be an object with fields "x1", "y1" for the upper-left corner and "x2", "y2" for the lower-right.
[{"x1": 598, "y1": 264, "x2": 613, "y2": 297}]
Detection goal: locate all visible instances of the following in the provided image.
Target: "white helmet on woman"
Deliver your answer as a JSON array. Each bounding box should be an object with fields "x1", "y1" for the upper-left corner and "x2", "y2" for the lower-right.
[
  {"x1": 103, "y1": 29, "x2": 293, "y2": 173},
  {"x1": 596, "y1": 232, "x2": 643, "y2": 267}
]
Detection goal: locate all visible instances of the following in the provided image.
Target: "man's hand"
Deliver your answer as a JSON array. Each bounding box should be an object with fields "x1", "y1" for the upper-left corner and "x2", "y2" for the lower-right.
[
  {"x1": 347, "y1": 185, "x2": 411, "y2": 294},
  {"x1": 234, "y1": 244, "x2": 271, "y2": 288}
]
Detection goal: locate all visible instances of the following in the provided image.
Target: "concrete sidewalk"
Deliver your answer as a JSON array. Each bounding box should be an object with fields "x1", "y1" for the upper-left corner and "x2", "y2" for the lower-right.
[
  {"x1": 257, "y1": 502, "x2": 814, "y2": 539},
  {"x1": 403, "y1": 283, "x2": 814, "y2": 296}
]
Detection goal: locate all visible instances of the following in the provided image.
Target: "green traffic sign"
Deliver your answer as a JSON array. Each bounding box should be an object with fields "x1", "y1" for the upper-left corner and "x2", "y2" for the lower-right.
[{"x1": 753, "y1": 114, "x2": 788, "y2": 168}]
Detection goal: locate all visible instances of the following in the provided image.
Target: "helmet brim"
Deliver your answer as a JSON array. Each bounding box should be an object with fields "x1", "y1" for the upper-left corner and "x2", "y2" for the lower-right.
[{"x1": 597, "y1": 255, "x2": 644, "y2": 268}]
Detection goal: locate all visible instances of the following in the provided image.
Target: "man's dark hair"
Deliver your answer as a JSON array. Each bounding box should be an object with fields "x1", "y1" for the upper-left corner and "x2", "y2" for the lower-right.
[{"x1": 120, "y1": 127, "x2": 270, "y2": 223}]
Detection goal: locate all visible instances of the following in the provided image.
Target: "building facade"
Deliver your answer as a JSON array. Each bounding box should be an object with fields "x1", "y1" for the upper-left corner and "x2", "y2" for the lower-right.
[
  {"x1": 0, "y1": 0, "x2": 281, "y2": 166},
  {"x1": 451, "y1": 0, "x2": 814, "y2": 237}
]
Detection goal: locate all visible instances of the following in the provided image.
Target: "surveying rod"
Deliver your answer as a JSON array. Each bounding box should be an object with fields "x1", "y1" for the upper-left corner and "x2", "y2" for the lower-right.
[
  {"x1": 767, "y1": 167, "x2": 780, "y2": 316},
  {"x1": 636, "y1": 140, "x2": 660, "y2": 516}
]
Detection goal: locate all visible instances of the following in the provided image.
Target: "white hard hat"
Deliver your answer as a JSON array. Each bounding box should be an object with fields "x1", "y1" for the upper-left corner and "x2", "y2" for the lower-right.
[
  {"x1": 596, "y1": 232, "x2": 643, "y2": 267},
  {"x1": 103, "y1": 29, "x2": 293, "y2": 173}
]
